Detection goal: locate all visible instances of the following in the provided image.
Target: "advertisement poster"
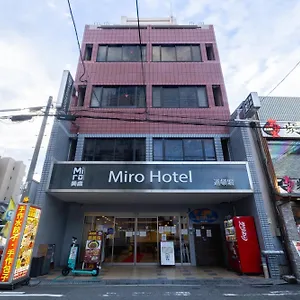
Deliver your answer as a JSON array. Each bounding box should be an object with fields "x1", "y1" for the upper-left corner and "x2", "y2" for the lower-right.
[
  {"x1": 0, "y1": 205, "x2": 27, "y2": 283},
  {"x1": 292, "y1": 241, "x2": 300, "y2": 257},
  {"x1": 84, "y1": 231, "x2": 102, "y2": 264},
  {"x1": 13, "y1": 206, "x2": 41, "y2": 280},
  {"x1": 160, "y1": 241, "x2": 175, "y2": 266}
]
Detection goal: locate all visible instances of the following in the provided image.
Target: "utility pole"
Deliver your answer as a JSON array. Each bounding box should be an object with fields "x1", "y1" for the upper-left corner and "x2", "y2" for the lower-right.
[{"x1": 21, "y1": 96, "x2": 52, "y2": 204}]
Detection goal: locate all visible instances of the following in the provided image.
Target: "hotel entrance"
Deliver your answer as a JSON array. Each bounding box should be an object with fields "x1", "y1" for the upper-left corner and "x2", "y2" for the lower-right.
[{"x1": 81, "y1": 214, "x2": 190, "y2": 265}]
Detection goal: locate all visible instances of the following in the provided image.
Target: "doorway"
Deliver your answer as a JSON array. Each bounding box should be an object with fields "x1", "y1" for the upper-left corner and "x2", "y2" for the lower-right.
[
  {"x1": 82, "y1": 215, "x2": 190, "y2": 265},
  {"x1": 194, "y1": 224, "x2": 224, "y2": 266},
  {"x1": 113, "y1": 217, "x2": 158, "y2": 264}
]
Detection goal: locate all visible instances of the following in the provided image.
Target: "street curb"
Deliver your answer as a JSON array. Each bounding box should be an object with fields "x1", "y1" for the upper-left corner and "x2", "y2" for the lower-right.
[{"x1": 32, "y1": 278, "x2": 288, "y2": 286}]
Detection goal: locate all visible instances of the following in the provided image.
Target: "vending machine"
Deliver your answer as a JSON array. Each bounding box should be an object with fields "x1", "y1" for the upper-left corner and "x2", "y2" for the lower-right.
[{"x1": 224, "y1": 216, "x2": 262, "y2": 274}]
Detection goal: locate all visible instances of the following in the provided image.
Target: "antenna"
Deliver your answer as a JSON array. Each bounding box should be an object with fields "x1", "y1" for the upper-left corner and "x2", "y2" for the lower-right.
[{"x1": 170, "y1": 0, "x2": 173, "y2": 17}]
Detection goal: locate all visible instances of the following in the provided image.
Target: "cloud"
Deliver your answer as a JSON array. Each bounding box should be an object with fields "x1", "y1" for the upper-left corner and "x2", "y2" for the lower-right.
[
  {"x1": 1, "y1": 0, "x2": 300, "y2": 180},
  {"x1": 47, "y1": 1, "x2": 56, "y2": 9},
  {"x1": 178, "y1": 0, "x2": 300, "y2": 109}
]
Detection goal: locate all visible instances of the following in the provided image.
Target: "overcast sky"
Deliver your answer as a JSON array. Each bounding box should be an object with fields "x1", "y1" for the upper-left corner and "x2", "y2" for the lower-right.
[{"x1": 0, "y1": 0, "x2": 300, "y2": 181}]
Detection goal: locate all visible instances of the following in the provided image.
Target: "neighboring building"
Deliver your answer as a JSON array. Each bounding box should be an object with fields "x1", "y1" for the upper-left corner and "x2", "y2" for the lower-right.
[
  {"x1": 0, "y1": 157, "x2": 25, "y2": 203},
  {"x1": 231, "y1": 95, "x2": 300, "y2": 280},
  {"x1": 33, "y1": 17, "x2": 280, "y2": 277}
]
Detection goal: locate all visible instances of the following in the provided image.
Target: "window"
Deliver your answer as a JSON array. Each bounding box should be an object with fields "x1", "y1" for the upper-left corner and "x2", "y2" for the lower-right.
[
  {"x1": 212, "y1": 85, "x2": 223, "y2": 106},
  {"x1": 90, "y1": 86, "x2": 146, "y2": 108},
  {"x1": 152, "y1": 45, "x2": 201, "y2": 62},
  {"x1": 84, "y1": 44, "x2": 93, "y2": 61},
  {"x1": 83, "y1": 138, "x2": 146, "y2": 161},
  {"x1": 97, "y1": 45, "x2": 146, "y2": 62},
  {"x1": 77, "y1": 86, "x2": 86, "y2": 106},
  {"x1": 221, "y1": 138, "x2": 231, "y2": 161},
  {"x1": 153, "y1": 138, "x2": 216, "y2": 161},
  {"x1": 152, "y1": 86, "x2": 208, "y2": 108},
  {"x1": 268, "y1": 140, "x2": 300, "y2": 179},
  {"x1": 205, "y1": 44, "x2": 215, "y2": 60},
  {"x1": 68, "y1": 138, "x2": 77, "y2": 161}
]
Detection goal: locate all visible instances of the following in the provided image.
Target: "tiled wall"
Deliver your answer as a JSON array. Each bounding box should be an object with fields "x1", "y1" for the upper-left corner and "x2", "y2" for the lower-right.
[
  {"x1": 70, "y1": 25, "x2": 230, "y2": 135},
  {"x1": 230, "y1": 126, "x2": 281, "y2": 278}
]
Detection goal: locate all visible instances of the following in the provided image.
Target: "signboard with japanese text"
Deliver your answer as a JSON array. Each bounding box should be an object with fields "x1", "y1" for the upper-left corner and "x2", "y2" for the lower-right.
[
  {"x1": 84, "y1": 231, "x2": 102, "y2": 264},
  {"x1": 13, "y1": 206, "x2": 41, "y2": 280},
  {"x1": 0, "y1": 205, "x2": 27, "y2": 283},
  {"x1": 48, "y1": 162, "x2": 252, "y2": 192},
  {"x1": 160, "y1": 241, "x2": 175, "y2": 266},
  {"x1": 261, "y1": 119, "x2": 300, "y2": 138}
]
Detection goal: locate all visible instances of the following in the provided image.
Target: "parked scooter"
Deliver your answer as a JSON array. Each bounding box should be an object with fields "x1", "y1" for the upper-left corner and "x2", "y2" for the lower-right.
[{"x1": 61, "y1": 237, "x2": 99, "y2": 276}]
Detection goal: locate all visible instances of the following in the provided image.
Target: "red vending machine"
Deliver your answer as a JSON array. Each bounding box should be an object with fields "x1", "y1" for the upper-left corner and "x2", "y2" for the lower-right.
[{"x1": 224, "y1": 216, "x2": 262, "y2": 274}]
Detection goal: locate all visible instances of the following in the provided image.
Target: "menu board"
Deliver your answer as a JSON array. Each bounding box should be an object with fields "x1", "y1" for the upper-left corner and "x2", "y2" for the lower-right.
[
  {"x1": 0, "y1": 205, "x2": 27, "y2": 283},
  {"x1": 13, "y1": 206, "x2": 41, "y2": 280},
  {"x1": 84, "y1": 231, "x2": 102, "y2": 264}
]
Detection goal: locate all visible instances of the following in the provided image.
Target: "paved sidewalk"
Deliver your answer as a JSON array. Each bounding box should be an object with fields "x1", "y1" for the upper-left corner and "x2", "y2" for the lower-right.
[{"x1": 31, "y1": 266, "x2": 284, "y2": 286}]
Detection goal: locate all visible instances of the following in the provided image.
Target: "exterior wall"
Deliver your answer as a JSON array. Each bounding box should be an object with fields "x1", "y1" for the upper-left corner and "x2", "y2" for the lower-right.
[
  {"x1": 0, "y1": 157, "x2": 25, "y2": 202},
  {"x1": 28, "y1": 180, "x2": 39, "y2": 205},
  {"x1": 256, "y1": 96, "x2": 300, "y2": 280},
  {"x1": 277, "y1": 202, "x2": 300, "y2": 279},
  {"x1": 70, "y1": 25, "x2": 230, "y2": 135},
  {"x1": 230, "y1": 126, "x2": 281, "y2": 278},
  {"x1": 33, "y1": 119, "x2": 73, "y2": 265}
]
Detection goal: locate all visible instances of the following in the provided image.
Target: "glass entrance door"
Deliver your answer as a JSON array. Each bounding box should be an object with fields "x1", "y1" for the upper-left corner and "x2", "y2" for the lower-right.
[
  {"x1": 113, "y1": 218, "x2": 135, "y2": 263},
  {"x1": 136, "y1": 217, "x2": 158, "y2": 263}
]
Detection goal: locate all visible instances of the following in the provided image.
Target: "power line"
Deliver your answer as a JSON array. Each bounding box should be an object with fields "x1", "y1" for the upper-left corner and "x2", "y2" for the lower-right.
[
  {"x1": 135, "y1": 0, "x2": 148, "y2": 120},
  {"x1": 135, "y1": 0, "x2": 146, "y2": 86},
  {"x1": 67, "y1": 0, "x2": 87, "y2": 83},
  {"x1": 68, "y1": 107, "x2": 231, "y2": 123},
  {"x1": 260, "y1": 59, "x2": 300, "y2": 102},
  {"x1": 0, "y1": 111, "x2": 264, "y2": 129}
]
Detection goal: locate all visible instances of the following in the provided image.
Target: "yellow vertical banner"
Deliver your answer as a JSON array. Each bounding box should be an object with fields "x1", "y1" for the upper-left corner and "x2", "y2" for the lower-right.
[
  {"x1": 0, "y1": 204, "x2": 27, "y2": 283},
  {"x1": 13, "y1": 206, "x2": 41, "y2": 280}
]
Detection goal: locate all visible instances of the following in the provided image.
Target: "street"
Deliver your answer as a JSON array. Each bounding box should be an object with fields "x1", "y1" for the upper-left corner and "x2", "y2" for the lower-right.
[{"x1": 0, "y1": 283, "x2": 300, "y2": 299}]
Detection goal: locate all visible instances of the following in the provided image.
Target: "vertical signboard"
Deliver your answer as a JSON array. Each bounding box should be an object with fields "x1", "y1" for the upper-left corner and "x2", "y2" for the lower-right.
[
  {"x1": 0, "y1": 205, "x2": 27, "y2": 283},
  {"x1": 84, "y1": 231, "x2": 102, "y2": 264},
  {"x1": 0, "y1": 204, "x2": 41, "y2": 286},
  {"x1": 13, "y1": 206, "x2": 41, "y2": 280},
  {"x1": 160, "y1": 241, "x2": 175, "y2": 266}
]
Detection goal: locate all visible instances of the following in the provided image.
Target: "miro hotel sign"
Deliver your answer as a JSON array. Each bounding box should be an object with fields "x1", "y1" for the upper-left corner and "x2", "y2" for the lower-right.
[{"x1": 48, "y1": 162, "x2": 252, "y2": 192}]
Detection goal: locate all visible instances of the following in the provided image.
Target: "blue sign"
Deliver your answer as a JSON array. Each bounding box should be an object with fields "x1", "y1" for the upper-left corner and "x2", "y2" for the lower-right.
[
  {"x1": 189, "y1": 209, "x2": 218, "y2": 223},
  {"x1": 107, "y1": 228, "x2": 114, "y2": 235}
]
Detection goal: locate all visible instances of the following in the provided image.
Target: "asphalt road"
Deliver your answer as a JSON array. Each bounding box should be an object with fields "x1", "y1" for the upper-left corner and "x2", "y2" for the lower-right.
[{"x1": 1, "y1": 283, "x2": 300, "y2": 299}]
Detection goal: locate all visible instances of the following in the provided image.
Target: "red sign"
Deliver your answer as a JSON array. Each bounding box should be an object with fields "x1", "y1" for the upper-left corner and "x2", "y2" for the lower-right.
[{"x1": 0, "y1": 205, "x2": 27, "y2": 283}]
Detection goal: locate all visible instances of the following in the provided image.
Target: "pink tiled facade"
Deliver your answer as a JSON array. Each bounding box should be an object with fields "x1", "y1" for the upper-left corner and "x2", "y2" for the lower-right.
[{"x1": 71, "y1": 25, "x2": 230, "y2": 135}]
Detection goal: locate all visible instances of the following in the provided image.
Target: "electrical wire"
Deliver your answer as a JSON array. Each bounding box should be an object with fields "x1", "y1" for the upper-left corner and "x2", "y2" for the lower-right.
[
  {"x1": 135, "y1": 0, "x2": 148, "y2": 120},
  {"x1": 135, "y1": 0, "x2": 146, "y2": 86},
  {"x1": 67, "y1": 0, "x2": 87, "y2": 83},
  {"x1": 68, "y1": 107, "x2": 231, "y2": 123},
  {"x1": 0, "y1": 112, "x2": 263, "y2": 128},
  {"x1": 260, "y1": 59, "x2": 300, "y2": 102}
]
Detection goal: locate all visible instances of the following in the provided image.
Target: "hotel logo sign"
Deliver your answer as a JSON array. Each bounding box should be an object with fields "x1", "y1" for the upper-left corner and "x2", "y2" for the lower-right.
[
  {"x1": 49, "y1": 163, "x2": 252, "y2": 192},
  {"x1": 71, "y1": 167, "x2": 85, "y2": 187}
]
